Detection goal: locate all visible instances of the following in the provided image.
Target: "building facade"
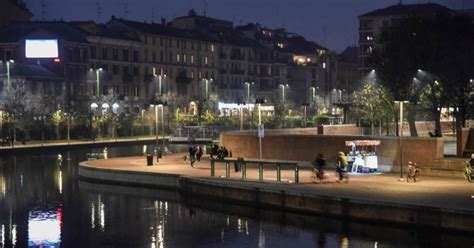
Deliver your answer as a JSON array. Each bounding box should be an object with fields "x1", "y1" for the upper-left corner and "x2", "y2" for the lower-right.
[{"x1": 358, "y1": 3, "x2": 452, "y2": 76}]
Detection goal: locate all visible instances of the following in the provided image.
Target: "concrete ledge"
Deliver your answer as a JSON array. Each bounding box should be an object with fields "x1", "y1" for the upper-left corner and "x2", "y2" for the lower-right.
[
  {"x1": 79, "y1": 162, "x2": 180, "y2": 189},
  {"x1": 178, "y1": 177, "x2": 474, "y2": 233},
  {"x1": 78, "y1": 161, "x2": 474, "y2": 233}
]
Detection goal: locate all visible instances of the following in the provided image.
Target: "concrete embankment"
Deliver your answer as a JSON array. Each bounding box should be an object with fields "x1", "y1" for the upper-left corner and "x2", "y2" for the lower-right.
[{"x1": 78, "y1": 162, "x2": 474, "y2": 233}]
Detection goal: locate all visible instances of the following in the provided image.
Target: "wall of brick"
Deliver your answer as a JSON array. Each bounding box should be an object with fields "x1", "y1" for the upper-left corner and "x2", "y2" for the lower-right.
[{"x1": 221, "y1": 131, "x2": 444, "y2": 172}]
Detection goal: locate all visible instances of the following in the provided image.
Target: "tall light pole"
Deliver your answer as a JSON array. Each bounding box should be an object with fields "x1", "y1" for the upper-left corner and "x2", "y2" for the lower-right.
[
  {"x1": 302, "y1": 103, "x2": 309, "y2": 127},
  {"x1": 156, "y1": 74, "x2": 167, "y2": 96},
  {"x1": 244, "y1": 81, "x2": 254, "y2": 103},
  {"x1": 279, "y1": 83, "x2": 289, "y2": 103},
  {"x1": 6, "y1": 60, "x2": 13, "y2": 90},
  {"x1": 92, "y1": 68, "x2": 103, "y2": 97},
  {"x1": 203, "y1": 78, "x2": 213, "y2": 100},
  {"x1": 151, "y1": 103, "x2": 159, "y2": 149},
  {"x1": 256, "y1": 98, "x2": 265, "y2": 159},
  {"x1": 395, "y1": 100, "x2": 409, "y2": 181},
  {"x1": 158, "y1": 102, "x2": 167, "y2": 156}
]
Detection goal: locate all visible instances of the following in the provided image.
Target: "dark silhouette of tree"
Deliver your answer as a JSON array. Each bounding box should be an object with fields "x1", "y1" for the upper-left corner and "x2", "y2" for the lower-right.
[{"x1": 372, "y1": 13, "x2": 474, "y2": 134}]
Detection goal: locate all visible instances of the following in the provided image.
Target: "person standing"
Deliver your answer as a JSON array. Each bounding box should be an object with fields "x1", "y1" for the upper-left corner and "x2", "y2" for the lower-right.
[
  {"x1": 196, "y1": 145, "x2": 203, "y2": 162},
  {"x1": 189, "y1": 144, "x2": 196, "y2": 167}
]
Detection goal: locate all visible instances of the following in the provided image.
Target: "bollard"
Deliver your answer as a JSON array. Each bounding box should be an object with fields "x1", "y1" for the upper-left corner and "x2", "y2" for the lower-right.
[
  {"x1": 276, "y1": 164, "x2": 281, "y2": 182},
  {"x1": 211, "y1": 160, "x2": 215, "y2": 177},
  {"x1": 242, "y1": 162, "x2": 246, "y2": 180},
  {"x1": 259, "y1": 162, "x2": 263, "y2": 182},
  {"x1": 294, "y1": 165, "x2": 299, "y2": 183},
  {"x1": 226, "y1": 161, "x2": 230, "y2": 178}
]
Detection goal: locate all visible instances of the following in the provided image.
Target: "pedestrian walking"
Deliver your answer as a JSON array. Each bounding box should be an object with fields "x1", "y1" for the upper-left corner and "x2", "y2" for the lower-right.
[
  {"x1": 196, "y1": 145, "x2": 203, "y2": 162},
  {"x1": 312, "y1": 153, "x2": 326, "y2": 182},
  {"x1": 189, "y1": 144, "x2": 196, "y2": 167},
  {"x1": 336, "y1": 151, "x2": 349, "y2": 182}
]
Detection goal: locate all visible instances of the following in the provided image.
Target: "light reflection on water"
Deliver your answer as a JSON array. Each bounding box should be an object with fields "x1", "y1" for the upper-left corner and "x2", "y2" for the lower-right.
[
  {"x1": 28, "y1": 208, "x2": 61, "y2": 247},
  {"x1": 0, "y1": 145, "x2": 471, "y2": 247}
]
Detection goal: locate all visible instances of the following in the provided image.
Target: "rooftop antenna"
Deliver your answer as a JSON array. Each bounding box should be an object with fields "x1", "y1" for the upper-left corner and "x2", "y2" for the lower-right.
[
  {"x1": 323, "y1": 25, "x2": 327, "y2": 47},
  {"x1": 203, "y1": 0, "x2": 208, "y2": 16},
  {"x1": 124, "y1": 2, "x2": 129, "y2": 19},
  {"x1": 96, "y1": 0, "x2": 102, "y2": 23},
  {"x1": 41, "y1": 0, "x2": 47, "y2": 21},
  {"x1": 152, "y1": 8, "x2": 155, "y2": 23}
]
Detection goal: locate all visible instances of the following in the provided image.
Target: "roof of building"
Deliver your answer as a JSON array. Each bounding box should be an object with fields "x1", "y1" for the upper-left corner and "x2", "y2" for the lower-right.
[
  {"x1": 8, "y1": 0, "x2": 33, "y2": 16},
  {"x1": 173, "y1": 9, "x2": 233, "y2": 26},
  {"x1": 0, "y1": 21, "x2": 90, "y2": 43},
  {"x1": 108, "y1": 18, "x2": 220, "y2": 43},
  {"x1": 359, "y1": 3, "x2": 452, "y2": 18},
  {"x1": 70, "y1": 21, "x2": 139, "y2": 41},
  {"x1": 280, "y1": 36, "x2": 328, "y2": 54},
  {"x1": 338, "y1": 46, "x2": 358, "y2": 64}
]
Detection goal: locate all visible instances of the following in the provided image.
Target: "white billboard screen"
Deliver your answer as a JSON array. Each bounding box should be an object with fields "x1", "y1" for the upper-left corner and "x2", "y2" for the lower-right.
[{"x1": 25, "y1": 39, "x2": 59, "y2": 58}]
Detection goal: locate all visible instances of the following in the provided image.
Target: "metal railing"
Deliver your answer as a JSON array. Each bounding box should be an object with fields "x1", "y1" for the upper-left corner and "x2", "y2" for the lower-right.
[{"x1": 210, "y1": 158, "x2": 300, "y2": 183}]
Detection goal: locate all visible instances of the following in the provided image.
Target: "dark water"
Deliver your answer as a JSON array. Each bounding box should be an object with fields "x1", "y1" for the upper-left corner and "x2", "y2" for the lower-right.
[{"x1": 0, "y1": 145, "x2": 472, "y2": 248}]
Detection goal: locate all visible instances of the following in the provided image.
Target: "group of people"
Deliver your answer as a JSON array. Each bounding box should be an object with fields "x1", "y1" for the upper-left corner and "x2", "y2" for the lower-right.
[
  {"x1": 188, "y1": 144, "x2": 203, "y2": 167},
  {"x1": 311, "y1": 151, "x2": 349, "y2": 183},
  {"x1": 210, "y1": 145, "x2": 229, "y2": 159}
]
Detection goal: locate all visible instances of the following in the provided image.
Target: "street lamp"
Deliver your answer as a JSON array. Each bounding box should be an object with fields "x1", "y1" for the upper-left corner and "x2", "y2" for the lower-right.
[
  {"x1": 237, "y1": 101, "x2": 246, "y2": 130},
  {"x1": 112, "y1": 103, "x2": 119, "y2": 140},
  {"x1": 150, "y1": 102, "x2": 159, "y2": 149},
  {"x1": 302, "y1": 102, "x2": 309, "y2": 127},
  {"x1": 90, "y1": 68, "x2": 103, "y2": 97},
  {"x1": 1, "y1": 60, "x2": 14, "y2": 91},
  {"x1": 244, "y1": 81, "x2": 254, "y2": 103},
  {"x1": 279, "y1": 83, "x2": 289, "y2": 103},
  {"x1": 202, "y1": 77, "x2": 213, "y2": 100},
  {"x1": 395, "y1": 100, "x2": 409, "y2": 182},
  {"x1": 157, "y1": 101, "x2": 167, "y2": 156},
  {"x1": 156, "y1": 74, "x2": 167, "y2": 96},
  {"x1": 90, "y1": 103, "x2": 98, "y2": 140},
  {"x1": 255, "y1": 98, "x2": 266, "y2": 159}
]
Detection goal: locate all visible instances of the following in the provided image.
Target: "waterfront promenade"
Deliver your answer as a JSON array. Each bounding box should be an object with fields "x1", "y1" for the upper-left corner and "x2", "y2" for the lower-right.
[{"x1": 79, "y1": 153, "x2": 474, "y2": 232}]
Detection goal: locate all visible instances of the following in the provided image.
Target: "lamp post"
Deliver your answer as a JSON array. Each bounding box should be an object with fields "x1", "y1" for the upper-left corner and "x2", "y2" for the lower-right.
[
  {"x1": 112, "y1": 103, "x2": 119, "y2": 140},
  {"x1": 5, "y1": 60, "x2": 13, "y2": 90},
  {"x1": 156, "y1": 74, "x2": 167, "y2": 96},
  {"x1": 279, "y1": 83, "x2": 289, "y2": 103},
  {"x1": 90, "y1": 103, "x2": 98, "y2": 141},
  {"x1": 158, "y1": 101, "x2": 167, "y2": 156},
  {"x1": 150, "y1": 103, "x2": 159, "y2": 149},
  {"x1": 256, "y1": 98, "x2": 265, "y2": 159},
  {"x1": 395, "y1": 100, "x2": 409, "y2": 181},
  {"x1": 244, "y1": 82, "x2": 254, "y2": 103},
  {"x1": 91, "y1": 68, "x2": 103, "y2": 97},
  {"x1": 302, "y1": 103, "x2": 309, "y2": 127}
]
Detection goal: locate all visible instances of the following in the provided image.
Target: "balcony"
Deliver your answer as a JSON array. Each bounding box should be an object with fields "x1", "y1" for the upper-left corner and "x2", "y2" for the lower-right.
[
  {"x1": 230, "y1": 54, "x2": 245, "y2": 60},
  {"x1": 230, "y1": 69, "x2": 246, "y2": 75}
]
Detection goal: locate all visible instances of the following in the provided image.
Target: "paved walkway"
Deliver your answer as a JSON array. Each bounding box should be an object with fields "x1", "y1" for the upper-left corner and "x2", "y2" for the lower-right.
[{"x1": 83, "y1": 153, "x2": 474, "y2": 212}]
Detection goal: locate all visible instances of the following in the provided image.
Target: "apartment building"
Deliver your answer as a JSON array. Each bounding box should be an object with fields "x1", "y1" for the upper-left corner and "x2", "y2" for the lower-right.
[{"x1": 358, "y1": 3, "x2": 452, "y2": 76}]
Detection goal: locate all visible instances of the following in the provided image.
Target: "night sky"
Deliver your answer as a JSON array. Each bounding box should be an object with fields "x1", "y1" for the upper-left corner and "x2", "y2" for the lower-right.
[{"x1": 24, "y1": 0, "x2": 474, "y2": 52}]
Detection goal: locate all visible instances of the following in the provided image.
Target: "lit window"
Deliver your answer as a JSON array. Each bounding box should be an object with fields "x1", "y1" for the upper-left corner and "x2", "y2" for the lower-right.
[
  {"x1": 277, "y1": 43, "x2": 284, "y2": 48},
  {"x1": 176, "y1": 53, "x2": 180, "y2": 63},
  {"x1": 191, "y1": 71, "x2": 194, "y2": 79},
  {"x1": 191, "y1": 55, "x2": 194, "y2": 64},
  {"x1": 205, "y1": 56, "x2": 208, "y2": 65},
  {"x1": 367, "y1": 46, "x2": 373, "y2": 54},
  {"x1": 183, "y1": 54, "x2": 187, "y2": 63},
  {"x1": 211, "y1": 44, "x2": 215, "y2": 52},
  {"x1": 323, "y1": 62, "x2": 326, "y2": 69}
]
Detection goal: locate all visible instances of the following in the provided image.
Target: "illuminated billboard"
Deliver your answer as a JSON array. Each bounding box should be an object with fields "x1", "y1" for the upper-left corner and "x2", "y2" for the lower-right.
[{"x1": 25, "y1": 39, "x2": 59, "y2": 58}]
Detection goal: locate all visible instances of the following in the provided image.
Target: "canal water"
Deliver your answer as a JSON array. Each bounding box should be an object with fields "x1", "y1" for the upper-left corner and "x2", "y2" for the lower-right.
[{"x1": 0, "y1": 144, "x2": 471, "y2": 247}]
